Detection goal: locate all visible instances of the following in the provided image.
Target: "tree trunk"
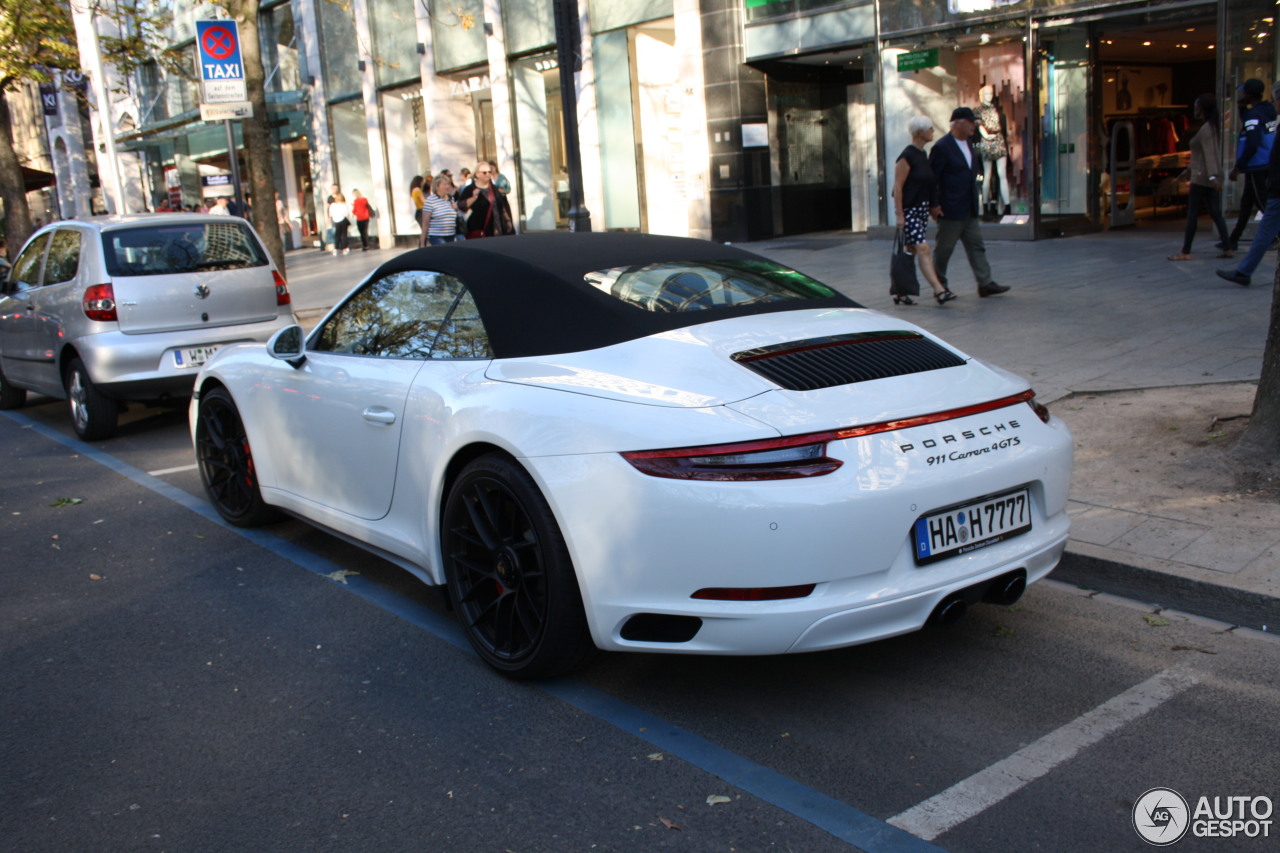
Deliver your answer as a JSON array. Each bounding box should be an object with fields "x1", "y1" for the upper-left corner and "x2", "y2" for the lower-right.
[
  {"x1": 226, "y1": 1, "x2": 286, "y2": 274},
  {"x1": 1237, "y1": 263, "x2": 1280, "y2": 457},
  {"x1": 0, "y1": 90, "x2": 34, "y2": 255}
]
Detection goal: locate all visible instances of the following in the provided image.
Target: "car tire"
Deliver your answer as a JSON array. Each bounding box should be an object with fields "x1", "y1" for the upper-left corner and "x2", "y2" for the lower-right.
[
  {"x1": 195, "y1": 386, "x2": 281, "y2": 527},
  {"x1": 442, "y1": 454, "x2": 595, "y2": 679},
  {"x1": 0, "y1": 363, "x2": 26, "y2": 410},
  {"x1": 65, "y1": 358, "x2": 118, "y2": 440}
]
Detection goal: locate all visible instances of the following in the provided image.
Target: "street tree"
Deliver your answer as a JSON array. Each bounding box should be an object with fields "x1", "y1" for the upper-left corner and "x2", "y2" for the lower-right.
[
  {"x1": 208, "y1": 0, "x2": 285, "y2": 271},
  {"x1": 1237, "y1": 269, "x2": 1280, "y2": 460},
  {"x1": 0, "y1": 0, "x2": 78, "y2": 253}
]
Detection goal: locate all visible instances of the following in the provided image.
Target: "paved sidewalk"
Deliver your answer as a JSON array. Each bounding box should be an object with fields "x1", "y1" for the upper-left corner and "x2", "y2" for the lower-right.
[{"x1": 277, "y1": 226, "x2": 1279, "y2": 631}]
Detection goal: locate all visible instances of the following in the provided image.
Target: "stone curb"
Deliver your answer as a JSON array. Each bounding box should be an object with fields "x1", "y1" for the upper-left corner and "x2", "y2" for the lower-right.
[{"x1": 1054, "y1": 548, "x2": 1278, "y2": 635}]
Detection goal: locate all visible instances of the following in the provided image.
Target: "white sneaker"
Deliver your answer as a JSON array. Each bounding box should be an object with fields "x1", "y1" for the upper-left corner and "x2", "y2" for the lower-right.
[
  {"x1": 330, "y1": 249, "x2": 337, "y2": 256},
  {"x1": 343, "y1": 248, "x2": 350, "y2": 255}
]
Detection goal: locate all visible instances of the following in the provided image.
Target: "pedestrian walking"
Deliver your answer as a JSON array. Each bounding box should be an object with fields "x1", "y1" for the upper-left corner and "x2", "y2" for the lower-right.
[
  {"x1": 410, "y1": 175, "x2": 429, "y2": 247},
  {"x1": 1169, "y1": 94, "x2": 1233, "y2": 261},
  {"x1": 490, "y1": 160, "x2": 512, "y2": 195},
  {"x1": 1218, "y1": 81, "x2": 1280, "y2": 286},
  {"x1": 209, "y1": 197, "x2": 231, "y2": 216},
  {"x1": 350, "y1": 189, "x2": 372, "y2": 251},
  {"x1": 928, "y1": 106, "x2": 1009, "y2": 297},
  {"x1": 328, "y1": 191, "x2": 351, "y2": 256},
  {"x1": 458, "y1": 162, "x2": 515, "y2": 238},
  {"x1": 892, "y1": 116, "x2": 954, "y2": 306},
  {"x1": 1222, "y1": 78, "x2": 1277, "y2": 253},
  {"x1": 422, "y1": 175, "x2": 461, "y2": 245}
]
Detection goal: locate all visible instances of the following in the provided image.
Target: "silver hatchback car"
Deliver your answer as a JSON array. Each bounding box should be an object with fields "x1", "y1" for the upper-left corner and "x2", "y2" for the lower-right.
[{"x1": 0, "y1": 214, "x2": 296, "y2": 440}]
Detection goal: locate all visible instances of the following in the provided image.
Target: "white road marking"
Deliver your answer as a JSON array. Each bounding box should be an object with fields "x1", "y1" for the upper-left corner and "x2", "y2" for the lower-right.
[
  {"x1": 888, "y1": 663, "x2": 1202, "y2": 841},
  {"x1": 147, "y1": 463, "x2": 199, "y2": 476}
]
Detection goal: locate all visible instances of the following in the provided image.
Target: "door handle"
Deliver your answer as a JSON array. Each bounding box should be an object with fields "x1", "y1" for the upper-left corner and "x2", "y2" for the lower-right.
[{"x1": 362, "y1": 407, "x2": 396, "y2": 426}]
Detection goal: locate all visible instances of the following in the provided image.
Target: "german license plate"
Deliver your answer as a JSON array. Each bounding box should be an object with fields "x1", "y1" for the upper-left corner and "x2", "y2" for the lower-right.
[
  {"x1": 913, "y1": 488, "x2": 1031, "y2": 565},
  {"x1": 173, "y1": 345, "x2": 218, "y2": 368}
]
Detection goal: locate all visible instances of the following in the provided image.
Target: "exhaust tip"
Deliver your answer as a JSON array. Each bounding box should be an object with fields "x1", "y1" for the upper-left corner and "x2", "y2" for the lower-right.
[
  {"x1": 930, "y1": 597, "x2": 968, "y2": 627},
  {"x1": 983, "y1": 570, "x2": 1027, "y2": 607}
]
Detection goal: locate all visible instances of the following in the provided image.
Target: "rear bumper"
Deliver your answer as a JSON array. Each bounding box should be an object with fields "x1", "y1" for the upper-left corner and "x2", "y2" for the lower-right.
[{"x1": 74, "y1": 314, "x2": 295, "y2": 399}]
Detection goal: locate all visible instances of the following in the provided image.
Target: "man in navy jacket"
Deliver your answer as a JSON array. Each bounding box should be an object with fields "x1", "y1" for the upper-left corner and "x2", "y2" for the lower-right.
[
  {"x1": 1223, "y1": 78, "x2": 1278, "y2": 252},
  {"x1": 1218, "y1": 79, "x2": 1280, "y2": 286},
  {"x1": 929, "y1": 107, "x2": 1009, "y2": 297}
]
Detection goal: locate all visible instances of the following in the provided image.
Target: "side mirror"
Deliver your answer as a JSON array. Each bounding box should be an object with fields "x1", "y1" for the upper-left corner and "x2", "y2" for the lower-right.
[{"x1": 267, "y1": 324, "x2": 306, "y2": 368}]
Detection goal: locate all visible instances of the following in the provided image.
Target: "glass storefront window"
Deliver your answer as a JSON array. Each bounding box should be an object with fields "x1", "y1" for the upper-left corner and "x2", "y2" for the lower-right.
[
  {"x1": 427, "y1": 0, "x2": 487, "y2": 72},
  {"x1": 369, "y1": 0, "x2": 421, "y2": 87},
  {"x1": 381, "y1": 87, "x2": 432, "y2": 235},
  {"x1": 319, "y1": 0, "x2": 362, "y2": 99},
  {"x1": 510, "y1": 54, "x2": 562, "y2": 231},
  {"x1": 262, "y1": 0, "x2": 301, "y2": 94},
  {"x1": 593, "y1": 28, "x2": 642, "y2": 230},
  {"x1": 746, "y1": 0, "x2": 858, "y2": 25},
  {"x1": 330, "y1": 101, "x2": 374, "y2": 208},
  {"x1": 1223, "y1": 1, "x2": 1277, "y2": 216}
]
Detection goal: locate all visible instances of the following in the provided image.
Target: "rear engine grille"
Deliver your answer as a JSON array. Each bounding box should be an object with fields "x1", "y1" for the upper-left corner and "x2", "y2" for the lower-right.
[{"x1": 731, "y1": 331, "x2": 967, "y2": 391}]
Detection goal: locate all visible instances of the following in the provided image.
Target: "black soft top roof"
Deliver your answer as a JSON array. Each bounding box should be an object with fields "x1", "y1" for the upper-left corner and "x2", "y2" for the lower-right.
[{"x1": 369, "y1": 232, "x2": 857, "y2": 358}]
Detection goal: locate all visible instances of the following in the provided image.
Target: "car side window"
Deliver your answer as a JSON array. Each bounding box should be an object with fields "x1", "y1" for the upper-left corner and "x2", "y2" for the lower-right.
[
  {"x1": 313, "y1": 270, "x2": 491, "y2": 359},
  {"x1": 42, "y1": 229, "x2": 82, "y2": 286},
  {"x1": 6, "y1": 233, "x2": 50, "y2": 295}
]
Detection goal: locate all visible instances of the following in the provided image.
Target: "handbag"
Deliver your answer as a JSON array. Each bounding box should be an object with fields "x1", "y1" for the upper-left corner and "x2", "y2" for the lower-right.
[
  {"x1": 466, "y1": 188, "x2": 495, "y2": 240},
  {"x1": 890, "y1": 229, "x2": 920, "y2": 297}
]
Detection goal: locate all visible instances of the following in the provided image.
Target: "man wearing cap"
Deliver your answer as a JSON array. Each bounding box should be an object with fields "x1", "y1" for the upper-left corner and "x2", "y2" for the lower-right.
[
  {"x1": 1222, "y1": 78, "x2": 1278, "y2": 252},
  {"x1": 1218, "y1": 80, "x2": 1280, "y2": 286},
  {"x1": 928, "y1": 106, "x2": 1009, "y2": 297}
]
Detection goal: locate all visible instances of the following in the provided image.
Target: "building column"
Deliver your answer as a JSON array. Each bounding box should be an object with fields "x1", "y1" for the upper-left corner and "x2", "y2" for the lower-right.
[{"x1": 481, "y1": 0, "x2": 521, "y2": 229}]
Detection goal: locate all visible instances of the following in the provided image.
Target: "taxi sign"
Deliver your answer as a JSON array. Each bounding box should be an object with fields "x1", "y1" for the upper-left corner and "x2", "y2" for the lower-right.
[{"x1": 196, "y1": 20, "x2": 247, "y2": 104}]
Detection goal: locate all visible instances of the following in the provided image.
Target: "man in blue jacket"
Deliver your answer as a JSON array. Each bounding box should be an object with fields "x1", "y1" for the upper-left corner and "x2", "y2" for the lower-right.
[
  {"x1": 1222, "y1": 78, "x2": 1278, "y2": 252},
  {"x1": 1218, "y1": 80, "x2": 1280, "y2": 286},
  {"x1": 929, "y1": 107, "x2": 1009, "y2": 297}
]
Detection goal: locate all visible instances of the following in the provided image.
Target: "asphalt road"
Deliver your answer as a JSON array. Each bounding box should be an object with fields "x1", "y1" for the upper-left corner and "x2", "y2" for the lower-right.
[{"x1": 3, "y1": 396, "x2": 1278, "y2": 852}]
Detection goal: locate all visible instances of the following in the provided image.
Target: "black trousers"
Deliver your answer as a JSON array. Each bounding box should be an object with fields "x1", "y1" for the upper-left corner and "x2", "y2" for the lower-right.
[
  {"x1": 1228, "y1": 170, "x2": 1268, "y2": 246},
  {"x1": 333, "y1": 219, "x2": 350, "y2": 252},
  {"x1": 356, "y1": 218, "x2": 369, "y2": 249},
  {"x1": 1181, "y1": 184, "x2": 1231, "y2": 254}
]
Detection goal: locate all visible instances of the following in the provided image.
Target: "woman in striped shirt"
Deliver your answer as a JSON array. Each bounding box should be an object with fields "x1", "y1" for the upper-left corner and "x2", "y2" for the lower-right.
[{"x1": 422, "y1": 174, "x2": 461, "y2": 245}]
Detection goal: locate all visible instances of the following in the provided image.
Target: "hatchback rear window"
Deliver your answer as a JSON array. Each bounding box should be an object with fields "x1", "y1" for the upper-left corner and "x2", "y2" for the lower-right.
[
  {"x1": 583, "y1": 259, "x2": 838, "y2": 313},
  {"x1": 102, "y1": 222, "x2": 268, "y2": 276}
]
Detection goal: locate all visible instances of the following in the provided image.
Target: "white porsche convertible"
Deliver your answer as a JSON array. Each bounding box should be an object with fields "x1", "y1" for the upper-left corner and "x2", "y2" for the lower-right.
[{"x1": 191, "y1": 233, "x2": 1073, "y2": 678}]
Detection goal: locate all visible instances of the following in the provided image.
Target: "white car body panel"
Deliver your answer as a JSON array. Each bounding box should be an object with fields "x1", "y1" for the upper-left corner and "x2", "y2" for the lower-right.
[{"x1": 193, "y1": 257, "x2": 1073, "y2": 661}]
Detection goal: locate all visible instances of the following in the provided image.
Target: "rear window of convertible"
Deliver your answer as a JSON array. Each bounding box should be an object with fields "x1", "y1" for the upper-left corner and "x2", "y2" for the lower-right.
[
  {"x1": 102, "y1": 222, "x2": 268, "y2": 276},
  {"x1": 583, "y1": 259, "x2": 838, "y2": 313}
]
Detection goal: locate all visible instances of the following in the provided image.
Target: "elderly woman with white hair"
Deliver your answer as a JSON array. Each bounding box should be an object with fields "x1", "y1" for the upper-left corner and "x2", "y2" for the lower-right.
[{"x1": 892, "y1": 116, "x2": 955, "y2": 305}]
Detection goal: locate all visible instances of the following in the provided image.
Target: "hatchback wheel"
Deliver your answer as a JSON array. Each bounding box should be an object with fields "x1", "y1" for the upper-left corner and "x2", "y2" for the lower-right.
[
  {"x1": 195, "y1": 387, "x2": 280, "y2": 527},
  {"x1": 0, "y1": 363, "x2": 26, "y2": 410},
  {"x1": 65, "y1": 358, "x2": 117, "y2": 440},
  {"x1": 443, "y1": 454, "x2": 594, "y2": 679}
]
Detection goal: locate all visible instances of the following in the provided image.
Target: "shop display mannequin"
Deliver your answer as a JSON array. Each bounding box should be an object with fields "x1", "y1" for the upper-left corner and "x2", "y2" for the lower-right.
[{"x1": 976, "y1": 85, "x2": 1011, "y2": 216}]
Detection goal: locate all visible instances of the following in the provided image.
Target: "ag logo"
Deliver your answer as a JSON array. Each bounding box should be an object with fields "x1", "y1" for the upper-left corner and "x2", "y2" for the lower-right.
[{"x1": 1133, "y1": 787, "x2": 1190, "y2": 845}]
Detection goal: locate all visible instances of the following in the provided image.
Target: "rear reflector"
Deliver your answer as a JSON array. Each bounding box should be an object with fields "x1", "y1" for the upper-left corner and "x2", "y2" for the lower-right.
[
  {"x1": 692, "y1": 584, "x2": 816, "y2": 601},
  {"x1": 273, "y1": 270, "x2": 291, "y2": 306}
]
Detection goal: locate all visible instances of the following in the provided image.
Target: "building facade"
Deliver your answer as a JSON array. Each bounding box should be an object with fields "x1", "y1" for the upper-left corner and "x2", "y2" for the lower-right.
[{"x1": 55, "y1": 0, "x2": 1278, "y2": 245}]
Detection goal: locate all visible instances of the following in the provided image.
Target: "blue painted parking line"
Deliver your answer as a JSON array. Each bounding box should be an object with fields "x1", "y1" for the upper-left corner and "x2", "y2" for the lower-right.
[{"x1": 4, "y1": 409, "x2": 945, "y2": 853}]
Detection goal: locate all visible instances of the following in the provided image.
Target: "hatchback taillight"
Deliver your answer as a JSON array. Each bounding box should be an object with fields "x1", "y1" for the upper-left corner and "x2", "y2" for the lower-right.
[
  {"x1": 273, "y1": 270, "x2": 291, "y2": 306},
  {"x1": 83, "y1": 283, "x2": 117, "y2": 322}
]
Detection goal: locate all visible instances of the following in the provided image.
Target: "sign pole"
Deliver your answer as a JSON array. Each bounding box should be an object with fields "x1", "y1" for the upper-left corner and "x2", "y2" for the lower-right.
[{"x1": 225, "y1": 120, "x2": 245, "y2": 215}]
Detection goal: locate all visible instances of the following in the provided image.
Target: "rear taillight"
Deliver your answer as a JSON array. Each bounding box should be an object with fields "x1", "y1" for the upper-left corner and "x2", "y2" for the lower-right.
[
  {"x1": 622, "y1": 390, "x2": 1042, "y2": 481},
  {"x1": 622, "y1": 436, "x2": 843, "y2": 481},
  {"x1": 273, "y1": 270, "x2": 291, "y2": 306},
  {"x1": 83, "y1": 283, "x2": 117, "y2": 322}
]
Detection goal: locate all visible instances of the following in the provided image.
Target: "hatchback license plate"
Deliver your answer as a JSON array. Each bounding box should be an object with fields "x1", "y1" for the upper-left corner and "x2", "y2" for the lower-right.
[
  {"x1": 913, "y1": 488, "x2": 1031, "y2": 565},
  {"x1": 173, "y1": 345, "x2": 218, "y2": 368}
]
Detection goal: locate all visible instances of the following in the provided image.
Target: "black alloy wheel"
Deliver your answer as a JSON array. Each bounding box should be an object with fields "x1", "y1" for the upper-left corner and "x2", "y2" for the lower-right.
[
  {"x1": 442, "y1": 454, "x2": 594, "y2": 679},
  {"x1": 195, "y1": 387, "x2": 280, "y2": 527}
]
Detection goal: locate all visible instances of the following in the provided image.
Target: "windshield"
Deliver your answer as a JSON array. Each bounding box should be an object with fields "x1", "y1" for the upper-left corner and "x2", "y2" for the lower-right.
[
  {"x1": 583, "y1": 259, "x2": 839, "y2": 313},
  {"x1": 102, "y1": 222, "x2": 268, "y2": 276}
]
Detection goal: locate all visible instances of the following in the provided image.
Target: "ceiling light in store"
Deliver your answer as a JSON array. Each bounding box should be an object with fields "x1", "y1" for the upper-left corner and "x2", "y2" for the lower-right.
[
  {"x1": 979, "y1": 33, "x2": 990, "y2": 44},
  {"x1": 1142, "y1": 41, "x2": 1152, "y2": 46}
]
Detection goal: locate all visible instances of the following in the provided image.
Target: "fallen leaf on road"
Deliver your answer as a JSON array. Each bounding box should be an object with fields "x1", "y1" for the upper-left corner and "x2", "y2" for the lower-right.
[
  {"x1": 89, "y1": 574, "x2": 103, "y2": 581},
  {"x1": 50, "y1": 497, "x2": 84, "y2": 507},
  {"x1": 324, "y1": 570, "x2": 360, "y2": 584},
  {"x1": 659, "y1": 817, "x2": 682, "y2": 830},
  {"x1": 706, "y1": 794, "x2": 731, "y2": 806},
  {"x1": 1143, "y1": 614, "x2": 1170, "y2": 627},
  {"x1": 647, "y1": 752, "x2": 664, "y2": 761}
]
